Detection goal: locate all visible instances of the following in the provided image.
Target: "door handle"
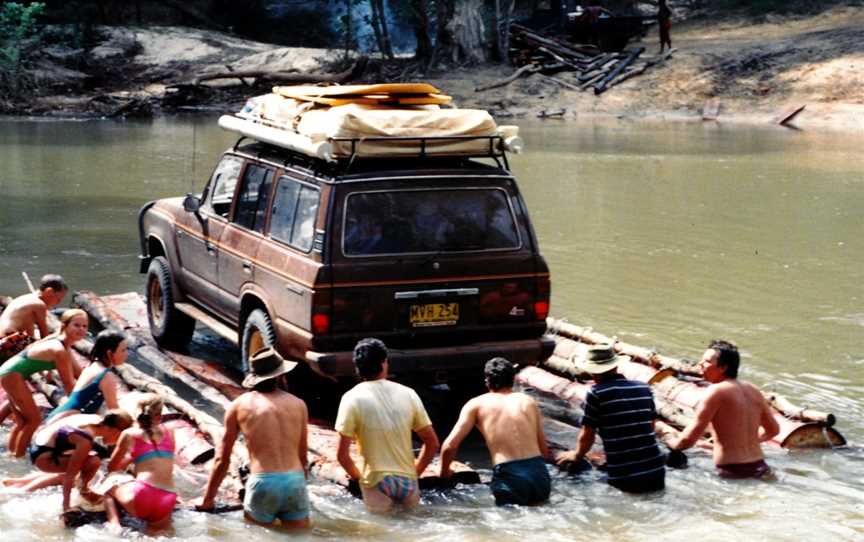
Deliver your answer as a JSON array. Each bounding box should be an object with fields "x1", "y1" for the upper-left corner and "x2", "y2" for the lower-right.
[
  {"x1": 242, "y1": 260, "x2": 252, "y2": 273},
  {"x1": 206, "y1": 242, "x2": 216, "y2": 255}
]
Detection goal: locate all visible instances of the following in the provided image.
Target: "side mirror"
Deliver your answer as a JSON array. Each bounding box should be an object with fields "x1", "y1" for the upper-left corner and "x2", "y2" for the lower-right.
[{"x1": 183, "y1": 194, "x2": 201, "y2": 213}]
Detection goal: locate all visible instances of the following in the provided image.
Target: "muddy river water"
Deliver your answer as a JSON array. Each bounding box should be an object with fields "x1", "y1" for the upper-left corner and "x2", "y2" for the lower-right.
[{"x1": 1, "y1": 116, "x2": 863, "y2": 541}]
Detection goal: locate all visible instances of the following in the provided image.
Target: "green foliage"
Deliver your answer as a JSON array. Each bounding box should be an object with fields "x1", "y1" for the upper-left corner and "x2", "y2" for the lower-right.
[{"x1": 0, "y1": 1, "x2": 46, "y2": 97}]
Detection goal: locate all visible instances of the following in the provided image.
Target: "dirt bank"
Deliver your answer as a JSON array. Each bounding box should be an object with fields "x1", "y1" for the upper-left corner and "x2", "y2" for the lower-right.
[{"x1": 11, "y1": 6, "x2": 864, "y2": 132}]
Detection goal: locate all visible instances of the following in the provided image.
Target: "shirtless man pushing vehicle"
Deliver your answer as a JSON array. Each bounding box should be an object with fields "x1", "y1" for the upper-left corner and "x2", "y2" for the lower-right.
[
  {"x1": 196, "y1": 347, "x2": 310, "y2": 530},
  {"x1": 669, "y1": 339, "x2": 780, "y2": 479},
  {"x1": 439, "y1": 357, "x2": 551, "y2": 506}
]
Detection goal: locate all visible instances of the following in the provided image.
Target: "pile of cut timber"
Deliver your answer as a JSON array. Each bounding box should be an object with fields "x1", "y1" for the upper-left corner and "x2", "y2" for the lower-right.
[{"x1": 481, "y1": 23, "x2": 673, "y2": 96}]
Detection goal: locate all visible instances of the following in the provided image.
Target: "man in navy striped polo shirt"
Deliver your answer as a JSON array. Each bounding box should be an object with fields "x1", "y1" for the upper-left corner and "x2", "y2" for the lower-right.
[{"x1": 556, "y1": 344, "x2": 666, "y2": 493}]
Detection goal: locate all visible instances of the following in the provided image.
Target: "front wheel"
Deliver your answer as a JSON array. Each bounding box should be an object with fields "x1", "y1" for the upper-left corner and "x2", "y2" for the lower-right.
[
  {"x1": 146, "y1": 256, "x2": 195, "y2": 349},
  {"x1": 241, "y1": 308, "x2": 277, "y2": 374}
]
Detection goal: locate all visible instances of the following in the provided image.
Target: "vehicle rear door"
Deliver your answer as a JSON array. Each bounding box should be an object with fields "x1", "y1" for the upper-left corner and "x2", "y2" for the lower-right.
[{"x1": 328, "y1": 175, "x2": 548, "y2": 353}]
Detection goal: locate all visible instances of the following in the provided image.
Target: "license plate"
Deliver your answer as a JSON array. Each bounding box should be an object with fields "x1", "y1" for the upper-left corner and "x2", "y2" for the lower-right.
[{"x1": 409, "y1": 302, "x2": 459, "y2": 327}]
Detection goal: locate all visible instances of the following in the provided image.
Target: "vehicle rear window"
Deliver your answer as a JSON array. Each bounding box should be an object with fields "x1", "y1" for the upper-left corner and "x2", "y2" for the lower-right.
[{"x1": 343, "y1": 188, "x2": 520, "y2": 256}]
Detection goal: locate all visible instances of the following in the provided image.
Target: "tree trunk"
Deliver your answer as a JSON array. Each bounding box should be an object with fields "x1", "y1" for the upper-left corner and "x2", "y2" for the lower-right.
[
  {"x1": 409, "y1": 0, "x2": 432, "y2": 62},
  {"x1": 374, "y1": 0, "x2": 393, "y2": 58},
  {"x1": 492, "y1": 0, "x2": 515, "y2": 64},
  {"x1": 431, "y1": 0, "x2": 456, "y2": 68},
  {"x1": 448, "y1": 0, "x2": 486, "y2": 65}
]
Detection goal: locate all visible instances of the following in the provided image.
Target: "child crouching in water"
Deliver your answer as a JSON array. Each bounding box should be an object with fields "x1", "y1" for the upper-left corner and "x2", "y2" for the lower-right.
[{"x1": 104, "y1": 393, "x2": 177, "y2": 533}]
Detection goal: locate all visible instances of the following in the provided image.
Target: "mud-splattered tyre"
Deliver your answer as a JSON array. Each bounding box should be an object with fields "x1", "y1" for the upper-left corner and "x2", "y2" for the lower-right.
[
  {"x1": 146, "y1": 256, "x2": 195, "y2": 349},
  {"x1": 241, "y1": 308, "x2": 277, "y2": 374}
]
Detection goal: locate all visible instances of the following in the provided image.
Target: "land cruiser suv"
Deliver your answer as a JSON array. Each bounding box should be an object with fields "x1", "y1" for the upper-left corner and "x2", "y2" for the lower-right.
[{"x1": 138, "y1": 127, "x2": 554, "y2": 387}]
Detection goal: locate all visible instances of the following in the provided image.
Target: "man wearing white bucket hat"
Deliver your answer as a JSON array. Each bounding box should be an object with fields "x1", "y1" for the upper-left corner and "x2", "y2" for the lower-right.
[{"x1": 555, "y1": 344, "x2": 666, "y2": 493}]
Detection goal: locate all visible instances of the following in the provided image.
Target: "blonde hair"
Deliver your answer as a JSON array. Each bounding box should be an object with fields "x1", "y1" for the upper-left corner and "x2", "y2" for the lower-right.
[
  {"x1": 59, "y1": 308, "x2": 87, "y2": 327},
  {"x1": 134, "y1": 393, "x2": 164, "y2": 443}
]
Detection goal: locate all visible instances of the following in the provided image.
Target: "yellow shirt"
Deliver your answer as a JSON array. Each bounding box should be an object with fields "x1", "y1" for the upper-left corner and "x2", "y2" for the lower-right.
[{"x1": 335, "y1": 379, "x2": 432, "y2": 487}]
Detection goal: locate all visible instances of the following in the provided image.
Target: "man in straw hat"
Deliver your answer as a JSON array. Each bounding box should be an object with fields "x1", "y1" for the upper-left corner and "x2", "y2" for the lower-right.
[
  {"x1": 669, "y1": 339, "x2": 779, "y2": 479},
  {"x1": 335, "y1": 338, "x2": 439, "y2": 513},
  {"x1": 555, "y1": 344, "x2": 666, "y2": 493},
  {"x1": 439, "y1": 357, "x2": 551, "y2": 506},
  {"x1": 195, "y1": 347, "x2": 310, "y2": 530}
]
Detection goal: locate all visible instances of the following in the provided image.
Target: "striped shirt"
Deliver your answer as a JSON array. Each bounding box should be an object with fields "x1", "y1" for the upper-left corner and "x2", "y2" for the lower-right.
[{"x1": 582, "y1": 375, "x2": 665, "y2": 483}]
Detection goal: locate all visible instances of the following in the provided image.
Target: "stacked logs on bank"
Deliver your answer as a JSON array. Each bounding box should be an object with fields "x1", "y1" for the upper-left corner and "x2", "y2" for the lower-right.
[
  {"x1": 518, "y1": 317, "x2": 847, "y2": 450},
  {"x1": 476, "y1": 23, "x2": 673, "y2": 96}
]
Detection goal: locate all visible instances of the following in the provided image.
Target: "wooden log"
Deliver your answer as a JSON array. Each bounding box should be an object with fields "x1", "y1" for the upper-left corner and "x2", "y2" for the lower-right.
[
  {"x1": 474, "y1": 63, "x2": 540, "y2": 92},
  {"x1": 538, "y1": 74, "x2": 581, "y2": 92},
  {"x1": 547, "y1": 318, "x2": 702, "y2": 376},
  {"x1": 594, "y1": 47, "x2": 644, "y2": 95},
  {"x1": 764, "y1": 391, "x2": 836, "y2": 427},
  {"x1": 774, "y1": 103, "x2": 806, "y2": 126},
  {"x1": 163, "y1": 417, "x2": 216, "y2": 466}
]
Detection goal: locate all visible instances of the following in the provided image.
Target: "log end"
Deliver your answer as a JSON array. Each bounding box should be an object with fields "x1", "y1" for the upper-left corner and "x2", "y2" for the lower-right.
[{"x1": 780, "y1": 423, "x2": 846, "y2": 449}]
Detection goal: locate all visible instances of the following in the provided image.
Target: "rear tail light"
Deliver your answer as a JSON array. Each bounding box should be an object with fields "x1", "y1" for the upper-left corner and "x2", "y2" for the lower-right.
[
  {"x1": 534, "y1": 301, "x2": 549, "y2": 321},
  {"x1": 311, "y1": 289, "x2": 331, "y2": 334},
  {"x1": 535, "y1": 275, "x2": 550, "y2": 321},
  {"x1": 312, "y1": 313, "x2": 330, "y2": 334}
]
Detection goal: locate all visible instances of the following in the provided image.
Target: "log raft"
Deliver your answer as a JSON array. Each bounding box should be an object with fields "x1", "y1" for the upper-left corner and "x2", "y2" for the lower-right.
[{"x1": 72, "y1": 291, "x2": 482, "y2": 496}]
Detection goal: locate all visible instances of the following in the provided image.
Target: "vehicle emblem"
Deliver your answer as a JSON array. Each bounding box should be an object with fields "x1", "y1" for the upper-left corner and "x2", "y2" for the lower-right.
[
  {"x1": 509, "y1": 307, "x2": 525, "y2": 316},
  {"x1": 432, "y1": 262, "x2": 440, "y2": 270}
]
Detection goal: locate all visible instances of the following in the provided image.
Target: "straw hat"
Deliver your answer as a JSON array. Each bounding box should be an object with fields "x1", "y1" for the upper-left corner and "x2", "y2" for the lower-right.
[
  {"x1": 242, "y1": 347, "x2": 297, "y2": 388},
  {"x1": 580, "y1": 344, "x2": 630, "y2": 374}
]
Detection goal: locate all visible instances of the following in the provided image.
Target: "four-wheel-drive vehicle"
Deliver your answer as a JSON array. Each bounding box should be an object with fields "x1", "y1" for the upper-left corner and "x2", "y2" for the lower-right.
[{"x1": 138, "y1": 98, "x2": 554, "y2": 387}]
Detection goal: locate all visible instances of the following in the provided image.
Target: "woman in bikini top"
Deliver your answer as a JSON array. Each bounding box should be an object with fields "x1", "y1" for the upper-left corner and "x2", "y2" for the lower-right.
[
  {"x1": 105, "y1": 393, "x2": 178, "y2": 533},
  {"x1": 47, "y1": 330, "x2": 128, "y2": 422},
  {"x1": 1, "y1": 410, "x2": 132, "y2": 513},
  {"x1": 0, "y1": 309, "x2": 87, "y2": 457}
]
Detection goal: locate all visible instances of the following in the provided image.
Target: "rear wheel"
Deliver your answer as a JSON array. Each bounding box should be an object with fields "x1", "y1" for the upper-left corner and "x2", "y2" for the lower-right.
[
  {"x1": 241, "y1": 308, "x2": 276, "y2": 374},
  {"x1": 146, "y1": 256, "x2": 195, "y2": 349}
]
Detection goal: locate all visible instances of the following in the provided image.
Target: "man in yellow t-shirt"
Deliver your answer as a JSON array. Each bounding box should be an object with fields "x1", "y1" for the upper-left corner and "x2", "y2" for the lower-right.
[{"x1": 335, "y1": 338, "x2": 439, "y2": 512}]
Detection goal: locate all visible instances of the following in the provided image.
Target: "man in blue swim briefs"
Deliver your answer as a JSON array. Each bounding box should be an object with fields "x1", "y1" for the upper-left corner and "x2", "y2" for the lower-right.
[
  {"x1": 195, "y1": 348, "x2": 311, "y2": 530},
  {"x1": 440, "y1": 357, "x2": 551, "y2": 506},
  {"x1": 335, "y1": 338, "x2": 439, "y2": 513}
]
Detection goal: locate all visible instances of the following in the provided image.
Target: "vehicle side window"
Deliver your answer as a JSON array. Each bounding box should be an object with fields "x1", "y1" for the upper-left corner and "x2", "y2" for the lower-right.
[
  {"x1": 234, "y1": 164, "x2": 274, "y2": 233},
  {"x1": 204, "y1": 155, "x2": 243, "y2": 219},
  {"x1": 270, "y1": 176, "x2": 320, "y2": 252}
]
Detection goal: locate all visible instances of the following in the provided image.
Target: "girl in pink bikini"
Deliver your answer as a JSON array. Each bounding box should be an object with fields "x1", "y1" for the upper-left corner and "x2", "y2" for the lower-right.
[{"x1": 104, "y1": 393, "x2": 177, "y2": 533}]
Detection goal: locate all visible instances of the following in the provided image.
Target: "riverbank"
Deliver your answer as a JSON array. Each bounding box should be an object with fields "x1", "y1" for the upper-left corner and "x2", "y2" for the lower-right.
[{"x1": 6, "y1": 5, "x2": 863, "y2": 131}]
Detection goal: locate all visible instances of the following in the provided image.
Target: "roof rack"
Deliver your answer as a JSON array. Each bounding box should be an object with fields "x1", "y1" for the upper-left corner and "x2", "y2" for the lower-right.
[{"x1": 218, "y1": 114, "x2": 522, "y2": 168}]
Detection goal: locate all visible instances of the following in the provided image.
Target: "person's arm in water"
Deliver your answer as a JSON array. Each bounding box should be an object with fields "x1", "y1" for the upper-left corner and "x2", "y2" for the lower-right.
[
  {"x1": 196, "y1": 401, "x2": 240, "y2": 510},
  {"x1": 414, "y1": 424, "x2": 439, "y2": 477},
  {"x1": 54, "y1": 350, "x2": 77, "y2": 394},
  {"x1": 532, "y1": 399, "x2": 550, "y2": 460},
  {"x1": 757, "y1": 392, "x2": 780, "y2": 442},
  {"x1": 100, "y1": 372, "x2": 119, "y2": 410},
  {"x1": 670, "y1": 388, "x2": 720, "y2": 451},
  {"x1": 439, "y1": 400, "x2": 478, "y2": 478},
  {"x1": 299, "y1": 401, "x2": 309, "y2": 478},
  {"x1": 107, "y1": 430, "x2": 133, "y2": 472},
  {"x1": 556, "y1": 424, "x2": 597, "y2": 465},
  {"x1": 336, "y1": 434, "x2": 363, "y2": 482},
  {"x1": 62, "y1": 433, "x2": 93, "y2": 511}
]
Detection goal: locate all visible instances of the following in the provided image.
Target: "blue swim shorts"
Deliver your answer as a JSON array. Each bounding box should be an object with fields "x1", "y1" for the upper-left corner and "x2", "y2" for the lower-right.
[
  {"x1": 244, "y1": 471, "x2": 310, "y2": 523},
  {"x1": 490, "y1": 456, "x2": 551, "y2": 506}
]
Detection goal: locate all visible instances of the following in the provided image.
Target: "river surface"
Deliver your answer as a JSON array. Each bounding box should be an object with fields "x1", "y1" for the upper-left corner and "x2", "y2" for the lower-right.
[{"x1": 1, "y1": 116, "x2": 863, "y2": 541}]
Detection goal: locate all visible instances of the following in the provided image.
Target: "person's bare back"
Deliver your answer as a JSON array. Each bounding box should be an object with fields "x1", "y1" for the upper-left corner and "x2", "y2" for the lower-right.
[
  {"x1": 470, "y1": 391, "x2": 545, "y2": 465},
  {"x1": 703, "y1": 379, "x2": 775, "y2": 465},
  {"x1": 235, "y1": 389, "x2": 308, "y2": 474},
  {"x1": 0, "y1": 293, "x2": 49, "y2": 338}
]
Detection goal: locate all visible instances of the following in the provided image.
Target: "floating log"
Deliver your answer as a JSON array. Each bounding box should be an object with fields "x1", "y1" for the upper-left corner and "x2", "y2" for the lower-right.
[
  {"x1": 547, "y1": 318, "x2": 702, "y2": 376},
  {"x1": 765, "y1": 392, "x2": 836, "y2": 427},
  {"x1": 775, "y1": 103, "x2": 806, "y2": 126}
]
